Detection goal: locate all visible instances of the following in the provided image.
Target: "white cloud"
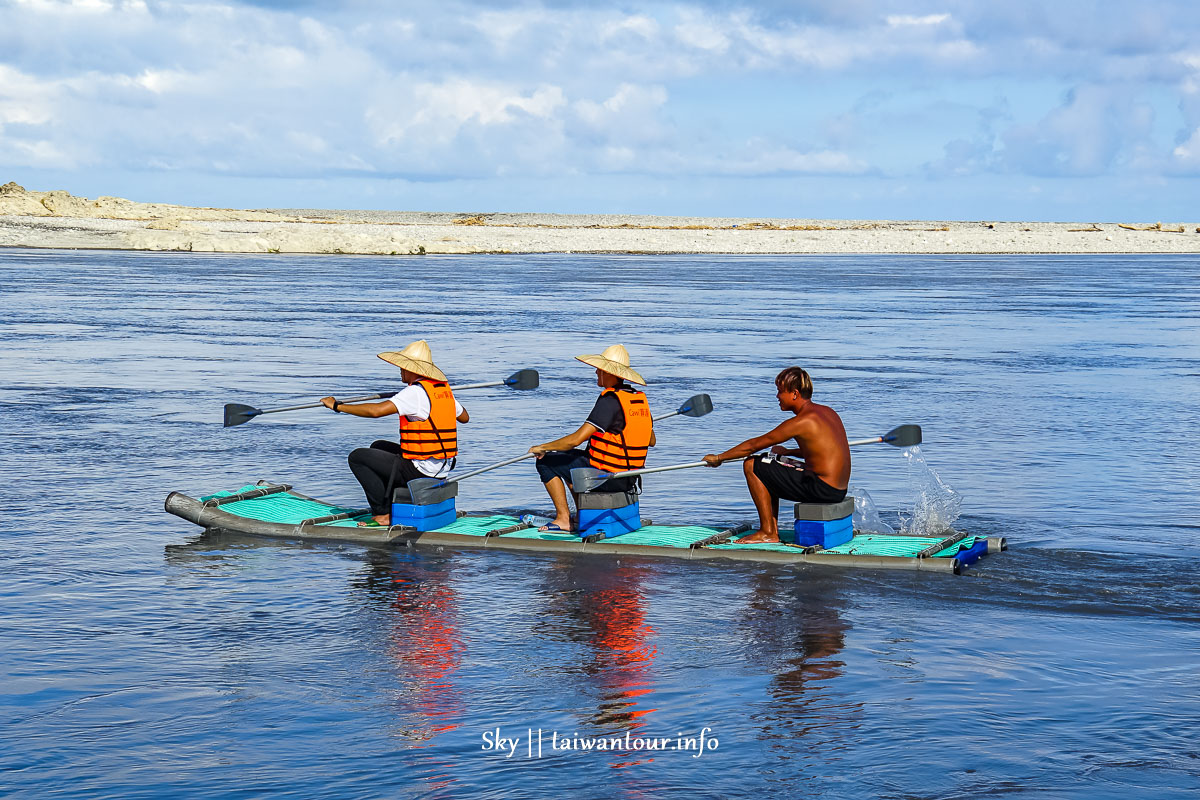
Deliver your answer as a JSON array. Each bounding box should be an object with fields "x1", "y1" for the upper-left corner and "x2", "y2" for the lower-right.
[
  {"x1": 1172, "y1": 127, "x2": 1200, "y2": 167},
  {"x1": 0, "y1": 64, "x2": 57, "y2": 126},
  {"x1": 1000, "y1": 85, "x2": 1155, "y2": 177},
  {"x1": 709, "y1": 140, "x2": 868, "y2": 176},
  {"x1": 600, "y1": 14, "x2": 658, "y2": 42},
  {"x1": 573, "y1": 84, "x2": 668, "y2": 143},
  {"x1": 673, "y1": 13, "x2": 731, "y2": 55},
  {"x1": 369, "y1": 79, "x2": 565, "y2": 144},
  {"x1": 886, "y1": 14, "x2": 950, "y2": 27}
]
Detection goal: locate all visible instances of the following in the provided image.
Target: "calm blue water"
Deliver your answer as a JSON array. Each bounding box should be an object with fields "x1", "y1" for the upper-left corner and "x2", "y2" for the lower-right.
[{"x1": 2, "y1": 249, "x2": 1198, "y2": 799}]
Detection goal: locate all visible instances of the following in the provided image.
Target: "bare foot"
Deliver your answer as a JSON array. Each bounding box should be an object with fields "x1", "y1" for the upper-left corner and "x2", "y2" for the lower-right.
[{"x1": 738, "y1": 530, "x2": 780, "y2": 544}]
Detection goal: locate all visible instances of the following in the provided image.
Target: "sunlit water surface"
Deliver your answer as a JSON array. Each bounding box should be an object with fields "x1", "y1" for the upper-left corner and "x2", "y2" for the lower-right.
[{"x1": 2, "y1": 249, "x2": 1198, "y2": 798}]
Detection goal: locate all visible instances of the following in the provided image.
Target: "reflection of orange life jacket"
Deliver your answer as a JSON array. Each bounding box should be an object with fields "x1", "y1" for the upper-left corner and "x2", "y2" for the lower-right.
[
  {"x1": 587, "y1": 389, "x2": 652, "y2": 472},
  {"x1": 398, "y1": 380, "x2": 458, "y2": 460}
]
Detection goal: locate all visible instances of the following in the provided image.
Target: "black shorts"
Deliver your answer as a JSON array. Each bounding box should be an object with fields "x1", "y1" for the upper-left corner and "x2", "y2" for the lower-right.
[
  {"x1": 751, "y1": 455, "x2": 846, "y2": 504},
  {"x1": 535, "y1": 448, "x2": 635, "y2": 493}
]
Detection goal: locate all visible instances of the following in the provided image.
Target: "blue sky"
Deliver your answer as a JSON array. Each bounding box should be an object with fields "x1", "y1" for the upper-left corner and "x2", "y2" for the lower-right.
[{"x1": 2, "y1": 0, "x2": 1198, "y2": 220}]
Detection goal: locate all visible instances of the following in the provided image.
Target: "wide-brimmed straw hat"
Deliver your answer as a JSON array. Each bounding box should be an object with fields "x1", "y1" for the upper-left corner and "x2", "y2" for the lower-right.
[
  {"x1": 575, "y1": 344, "x2": 647, "y2": 386},
  {"x1": 377, "y1": 339, "x2": 447, "y2": 382}
]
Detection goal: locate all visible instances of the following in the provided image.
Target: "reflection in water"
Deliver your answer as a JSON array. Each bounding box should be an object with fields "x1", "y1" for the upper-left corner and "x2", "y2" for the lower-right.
[
  {"x1": 165, "y1": 535, "x2": 466, "y2": 793},
  {"x1": 542, "y1": 559, "x2": 659, "y2": 734},
  {"x1": 739, "y1": 571, "x2": 860, "y2": 759},
  {"x1": 353, "y1": 550, "x2": 464, "y2": 745},
  {"x1": 351, "y1": 551, "x2": 465, "y2": 797}
]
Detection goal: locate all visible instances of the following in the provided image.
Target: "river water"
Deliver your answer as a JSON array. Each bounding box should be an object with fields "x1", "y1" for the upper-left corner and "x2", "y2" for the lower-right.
[{"x1": 1, "y1": 249, "x2": 1198, "y2": 798}]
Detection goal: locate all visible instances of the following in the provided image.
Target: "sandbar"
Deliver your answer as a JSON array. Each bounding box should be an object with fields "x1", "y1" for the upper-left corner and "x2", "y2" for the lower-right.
[{"x1": 2, "y1": 181, "x2": 1198, "y2": 256}]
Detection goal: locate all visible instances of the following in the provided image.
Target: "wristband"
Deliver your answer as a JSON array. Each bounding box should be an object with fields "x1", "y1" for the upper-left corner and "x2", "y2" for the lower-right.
[{"x1": 332, "y1": 401, "x2": 341, "y2": 413}]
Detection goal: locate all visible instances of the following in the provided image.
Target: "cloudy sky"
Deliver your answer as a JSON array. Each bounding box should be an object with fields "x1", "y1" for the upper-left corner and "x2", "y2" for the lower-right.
[{"x1": 2, "y1": 0, "x2": 1199, "y2": 219}]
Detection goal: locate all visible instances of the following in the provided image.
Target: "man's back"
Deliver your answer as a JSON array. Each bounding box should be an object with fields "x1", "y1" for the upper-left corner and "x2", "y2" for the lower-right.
[{"x1": 790, "y1": 401, "x2": 851, "y2": 490}]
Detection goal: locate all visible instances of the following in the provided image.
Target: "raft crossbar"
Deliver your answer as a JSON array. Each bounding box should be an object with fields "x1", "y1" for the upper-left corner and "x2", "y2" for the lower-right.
[
  {"x1": 917, "y1": 530, "x2": 969, "y2": 559},
  {"x1": 690, "y1": 522, "x2": 753, "y2": 549},
  {"x1": 299, "y1": 508, "x2": 370, "y2": 526},
  {"x1": 486, "y1": 522, "x2": 533, "y2": 538},
  {"x1": 202, "y1": 484, "x2": 292, "y2": 507}
]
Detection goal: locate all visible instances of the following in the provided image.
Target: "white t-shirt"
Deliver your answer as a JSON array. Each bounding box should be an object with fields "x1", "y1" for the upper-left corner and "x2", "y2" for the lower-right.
[{"x1": 386, "y1": 383, "x2": 465, "y2": 477}]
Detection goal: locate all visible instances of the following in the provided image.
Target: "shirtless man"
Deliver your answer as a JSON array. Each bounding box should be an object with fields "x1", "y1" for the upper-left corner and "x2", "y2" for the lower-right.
[{"x1": 703, "y1": 367, "x2": 850, "y2": 543}]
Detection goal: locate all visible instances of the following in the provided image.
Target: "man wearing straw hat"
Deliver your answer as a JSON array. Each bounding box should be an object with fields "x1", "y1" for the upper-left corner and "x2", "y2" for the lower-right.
[
  {"x1": 320, "y1": 340, "x2": 469, "y2": 527},
  {"x1": 528, "y1": 344, "x2": 655, "y2": 533}
]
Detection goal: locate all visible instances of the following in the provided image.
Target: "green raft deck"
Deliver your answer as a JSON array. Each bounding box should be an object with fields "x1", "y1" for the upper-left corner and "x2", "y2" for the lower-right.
[{"x1": 164, "y1": 482, "x2": 1005, "y2": 575}]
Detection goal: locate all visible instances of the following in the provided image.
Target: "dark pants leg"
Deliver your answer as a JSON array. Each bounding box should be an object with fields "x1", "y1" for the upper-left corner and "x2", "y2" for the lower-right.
[
  {"x1": 534, "y1": 449, "x2": 635, "y2": 493},
  {"x1": 348, "y1": 440, "x2": 421, "y2": 515}
]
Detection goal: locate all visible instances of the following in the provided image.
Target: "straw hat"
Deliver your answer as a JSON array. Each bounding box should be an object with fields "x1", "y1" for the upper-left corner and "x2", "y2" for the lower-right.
[
  {"x1": 575, "y1": 344, "x2": 647, "y2": 386},
  {"x1": 377, "y1": 340, "x2": 447, "y2": 382}
]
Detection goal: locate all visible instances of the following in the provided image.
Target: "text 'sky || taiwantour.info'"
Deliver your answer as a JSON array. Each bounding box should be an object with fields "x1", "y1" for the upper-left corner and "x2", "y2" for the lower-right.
[{"x1": 481, "y1": 727, "x2": 720, "y2": 759}]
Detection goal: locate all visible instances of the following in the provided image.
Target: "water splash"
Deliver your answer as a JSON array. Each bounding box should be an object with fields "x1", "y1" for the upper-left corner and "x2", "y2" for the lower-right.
[
  {"x1": 898, "y1": 445, "x2": 962, "y2": 536},
  {"x1": 849, "y1": 486, "x2": 896, "y2": 535}
]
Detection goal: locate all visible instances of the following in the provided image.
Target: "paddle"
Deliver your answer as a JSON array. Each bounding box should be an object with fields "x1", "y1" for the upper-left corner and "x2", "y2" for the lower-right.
[
  {"x1": 406, "y1": 394, "x2": 715, "y2": 503},
  {"x1": 848, "y1": 423, "x2": 921, "y2": 448},
  {"x1": 571, "y1": 423, "x2": 922, "y2": 493},
  {"x1": 223, "y1": 369, "x2": 539, "y2": 427},
  {"x1": 651, "y1": 393, "x2": 712, "y2": 422}
]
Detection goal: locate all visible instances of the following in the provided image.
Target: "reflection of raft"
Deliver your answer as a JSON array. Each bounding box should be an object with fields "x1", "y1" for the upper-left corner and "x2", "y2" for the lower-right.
[{"x1": 164, "y1": 482, "x2": 1006, "y2": 575}]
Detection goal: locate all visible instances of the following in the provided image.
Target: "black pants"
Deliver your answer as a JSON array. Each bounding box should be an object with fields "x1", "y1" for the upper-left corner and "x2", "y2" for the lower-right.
[
  {"x1": 534, "y1": 448, "x2": 635, "y2": 493},
  {"x1": 751, "y1": 455, "x2": 846, "y2": 504},
  {"x1": 348, "y1": 440, "x2": 425, "y2": 515}
]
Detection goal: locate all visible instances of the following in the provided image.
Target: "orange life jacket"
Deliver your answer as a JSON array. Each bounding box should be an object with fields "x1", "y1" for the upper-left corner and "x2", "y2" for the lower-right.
[
  {"x1": 587, "y1": 389, "x2": 652, "y2": 473},
  {"x1": 397, "y1": 380, "x2": 458, "y2": 460}
]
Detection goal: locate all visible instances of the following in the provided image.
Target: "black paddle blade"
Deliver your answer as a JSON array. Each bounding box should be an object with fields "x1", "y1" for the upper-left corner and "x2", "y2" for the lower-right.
[
  {"x1": 680, "y1": 393, "x2": 713, "y2": 418},
  {"x1": 406, "y1": 478, "x2": 445, "y2": 505},
  {"x1": 223, "y1": 403, "x2": 261, "y2": 428},
  {"x1": 505, "y1": 369, "x2": 539, "y2": 390},
  {"x1": 569, "y1": 467, "x2": 608, "y2": 493},
  {"x1": 881, "y1": 424, "x2": 922, "y2": 447}
]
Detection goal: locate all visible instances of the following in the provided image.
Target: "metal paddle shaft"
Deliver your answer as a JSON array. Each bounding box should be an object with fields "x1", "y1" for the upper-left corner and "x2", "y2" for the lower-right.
[
  {"x1": 223, "y1": 369, "x2": 540, "y2": 427},
  {"x1": 223, "y1": 393, "x2": 398, "y2": 427},
  {"x1": 571, "y1": 458, "x2": 744, "y2": 493},
  {"x1": 453, "y1": 452, "x2": 537, "y2": 484},
  {"x1": 452, "y1": 368, "x2": 539, "y2": 391},
  {"x1": 406, "y1": 452, "x2": 539, "y2": 504},
  {"x1": 572, "y1": 423, "x2": 923, "y2": 492},
  {"x1": 408, "y1": 392, "x2": 715, "y2": 503}
]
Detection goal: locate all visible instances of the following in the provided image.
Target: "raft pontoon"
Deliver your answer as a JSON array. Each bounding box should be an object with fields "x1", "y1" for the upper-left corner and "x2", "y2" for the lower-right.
[{"x1": 164, "y1": 481, "x2": 1005, "y2": 575}]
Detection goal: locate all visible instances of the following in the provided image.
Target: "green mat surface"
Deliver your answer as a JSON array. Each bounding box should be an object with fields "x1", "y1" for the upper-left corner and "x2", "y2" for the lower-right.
[
  {"x1": 200, "y1": 486, "x2": 367, "y2": 526},
  {"x1": 824, "y1": 533, "x2": 978, "y2": 558},
  {"x1": 196, "y1": 486, "x2": 975, "y2": 557},
  {"x1": 595, "y1": 525, "x2": 721, "y2": 548}
]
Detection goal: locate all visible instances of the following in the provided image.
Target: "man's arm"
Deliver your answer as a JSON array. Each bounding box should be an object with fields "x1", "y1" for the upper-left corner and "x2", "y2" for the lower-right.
[
  {"x1": 703, "y1": 418, "x2": 801, "y2": 466},
  {"x1": 530, "y1": 422, "x2": 597, "y2": 455},
  {"x1": 319, "y1": 397, "x2": 395, "y2": 418}
]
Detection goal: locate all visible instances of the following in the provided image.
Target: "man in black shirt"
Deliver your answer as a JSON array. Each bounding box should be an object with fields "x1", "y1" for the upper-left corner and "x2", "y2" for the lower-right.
[{"x1": 529, "y1": 345, "x2": 656, "y2": 532}]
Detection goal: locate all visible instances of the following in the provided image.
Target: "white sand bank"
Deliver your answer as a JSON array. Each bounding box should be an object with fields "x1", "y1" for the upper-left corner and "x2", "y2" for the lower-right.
[{"x1": 2, "y1": 182, "x2": 1198, "y2": 255}]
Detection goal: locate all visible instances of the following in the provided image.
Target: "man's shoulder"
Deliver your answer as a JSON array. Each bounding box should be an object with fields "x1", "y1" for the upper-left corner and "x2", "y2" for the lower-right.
[{"x1": 393, "y1": 383, "x2": 430, "y2": 411}]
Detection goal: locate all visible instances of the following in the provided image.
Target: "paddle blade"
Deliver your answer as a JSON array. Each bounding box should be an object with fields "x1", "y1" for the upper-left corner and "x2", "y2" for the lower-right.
[
  {"x1": 680, "y1": 393, "x2": 713, "y2": 418},
  {"x1": 881, "y1": 424, "x2": 922, "y2": 447},
  {"x1": 505, "y1": 369, "x2": 540, "y2": 390},
  {"x1": 570, "y1": 467, "x2": 609, "y2": 494},
  {"x1": 406, "y1": 478, "x2": 445, "y2": 505},
  {"x1": 223, "y1": 403, "x2": 261, "y2": 427}
]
